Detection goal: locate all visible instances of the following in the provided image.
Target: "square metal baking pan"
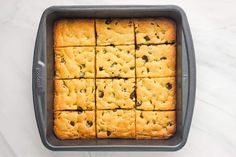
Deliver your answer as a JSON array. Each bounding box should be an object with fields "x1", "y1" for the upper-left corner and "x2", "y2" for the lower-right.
[{"x1": 32, "y1": 5, "x2": 196, "y2": 151}]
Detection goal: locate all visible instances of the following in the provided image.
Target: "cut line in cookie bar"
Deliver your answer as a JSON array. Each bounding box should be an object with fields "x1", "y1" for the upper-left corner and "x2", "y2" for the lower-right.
[
  {"x1": 54, "y1": 19, "x2": 95, "y2": 47},
  {"x1": 96, "y1": 18, "x2": 134, "y2": 46},
  {"x1": 134, "y1": 18, "x2": 176, "y2": 45},
  {"x1": 54, "y1": 111, "x2": 96, "y2": 139},
  {"x1": 136, "y1": 44, "x2": 176, "y2": 78},
  {"x1": 54, "y1": 79, "x2": 95, "y2": 111},
  {"x1": 136, "y1": 77, "x2": 176, "y2": 111},
  {"x1": 96, "y1": 79, "x2": 135, "y2": 109},
  {"x1": 96, "y1": 110, "x2": 135, "y2": 138},
  {"x1": 96, "y1": 45, "x2": 135, "y2": 78},
  {"x1": 55, "y1": 47, "x2": 95, "y2": 79},
  {"x1": 136, "y1": 110, "x2": 176, "y2": 139}
]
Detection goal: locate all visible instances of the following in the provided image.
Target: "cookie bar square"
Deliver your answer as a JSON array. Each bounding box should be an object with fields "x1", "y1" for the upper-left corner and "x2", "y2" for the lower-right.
[
  {"x1": 54, "y1": 111, "x2": 95, "y2": 139},
  {"x1": 54, "y1": 19, "x2": 95, "y2": 47},
  {"x1": 136, "y1": 44, "x2": 176, "y2": 77},
  {"x1": 136, "y1": 77, "x2": 176, "y2": 110},
  {"x1": 96, "y1": 110, "x2": 135, "y2": 138},
  {"x1": 134, "y1": 18, "x2": 176, "y2": 44},
  {"x1": 55, "y1": 47, "x2": 95, "y2": 79},
  {"x1": 96, "y1": 79, "x2": 135, "y2": 109},
  {"x1": 96, "y1": 45, "x2": 135, "y2": 78},
  {"x1": 136, "y1": 111, "x2": 176, "y2": 139},
  {"x1": 54, "y1": 79, "x2": 95, "y2": 110},
  {"x1": 96, "y1": 18, "x2": 134, "y2": 45}
]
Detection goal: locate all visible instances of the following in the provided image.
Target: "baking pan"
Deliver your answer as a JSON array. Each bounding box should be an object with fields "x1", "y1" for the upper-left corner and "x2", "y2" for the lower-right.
[{"x1": 32, "y1": 5, "x2": 196, "y2": 151}]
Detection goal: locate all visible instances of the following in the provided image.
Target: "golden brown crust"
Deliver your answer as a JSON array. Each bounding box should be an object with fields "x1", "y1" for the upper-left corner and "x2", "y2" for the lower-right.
[
  {"x1": 136, "y1": 44, "x2": 176, "y2": 78},
  {"x1": 96, "y1": 19, "x2": 134, "y2": 45},
  {"x1": 136, "y1": 77, "x2": 176, "y2": 110},
  {"x1": 136, "y1": 111, "x2": 176, "y2": 139},
  {"x1": 54, "y1": 47, "x2": 95, "y2": 79},
  {"x1": 96, "y1": 110, "x2": 135, "y2": 138},
  {"x1": 54, "y1": 111, "x2": 95, "y2": 139},
  {"x1": 54, "y1": 19, "x2": 95, "y2": 47},
  {"x1": 134, "y1": 18, "x2": 176, "y2": 44},
  {"x1": 96, "y1": 79, "x2": 135, "y2": 109},
  {"x1": 54, "y1": 79, "x2": 95, "y2": 111}
]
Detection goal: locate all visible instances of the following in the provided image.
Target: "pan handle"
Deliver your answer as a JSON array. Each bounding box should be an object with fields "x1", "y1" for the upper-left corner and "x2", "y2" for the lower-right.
[
  {"x1": 180, "y1": 9, "x2": 196, "y2": 139},
  {"x1": 32, "y1": 17, "x2": 47, "y2": 142}
]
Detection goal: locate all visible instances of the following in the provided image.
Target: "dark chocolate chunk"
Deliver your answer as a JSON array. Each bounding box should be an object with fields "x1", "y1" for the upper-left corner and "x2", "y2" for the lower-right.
[
  {"x1": 105, "y1": 18, "x2": 112, "y2": 24},
  {"x1": 86, "y1": 120, "x2": 93, "y2": 127},
  {"x1": 160, "y1": 56, "x2": 167, "y2": 60},
  {"x1": 166, "y1": 82, "x2": 172, "y2": 90},
  {"x1": 142, "y1": 55, "x2": 148, "y2": 62},
  {"x1": 98, "y1": 91, "x2": 104, "y2": 98},
  {"x1": 144, "y1": 36, "x2": 150, "y2": 41},
  {"x1": 107, "y1": 131, "x2": 111, "y2": 136},
  {"x1": 99, "y1": 67, "x2": 104, "y2": 71},
  {"x1": 70, "y1": 121, "x2": 75, "y2": 126},
  {"x1": 130, "y1": 90, "x2": 136, "y2": 100}
]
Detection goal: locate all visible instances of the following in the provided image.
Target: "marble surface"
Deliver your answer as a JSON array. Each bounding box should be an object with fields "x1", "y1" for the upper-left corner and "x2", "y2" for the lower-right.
[{"x1": 0, "y1": 0, "x2": 236, "y2": 156}]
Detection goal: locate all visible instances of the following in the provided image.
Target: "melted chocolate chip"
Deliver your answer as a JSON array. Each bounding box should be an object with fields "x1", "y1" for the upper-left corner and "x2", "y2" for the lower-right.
[
  {"x1": 98, "y1": 91, "x2": 104, "y2": 98},
  {"x1": 166, "y1": 83, "x2": 172, "y2": 90},
  {"x1": 130, "y1": 90, "x2": 136, "y2": 100},
  {"x1": 144, "y1": 36, "x2": 150, "y2": 41},
  {"x1": 99, "y1": 67, "x2": 104, "y2": 71},
  {"x1": 142, "y1": 55, "x2": 148, "y2": 62},
  {"x1": 86, "y1": 120, "x2": 93, "y2": 127},
  {"x1": 77, "y1": 106, "x2": 83, "y2": 113},
  {"x1": 105, "y1": 18, "x2": 112, "y2": 24},
  {"x1": 136, "y1": 101, "x2": 142, "y2": 107},
  {"x1": 160, "y1": 57, "x2": 167, "y2": 60},
  {"x1": 70, "y1": 121, "x2": 75, "y2": 126},
  {"x1": 107, "y1": 131, "x2": 111, "y2": 136}
]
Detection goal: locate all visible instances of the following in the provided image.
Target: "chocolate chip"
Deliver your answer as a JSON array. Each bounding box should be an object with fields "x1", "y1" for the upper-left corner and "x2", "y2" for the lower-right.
[
  {"x1": 105, "y1": 18, "x2": 112, "y2": 24},
  {"x1": 142, "y1": 55, "x2": 148, "y2": 62},
  {"x1": 150, "y1": 22, "x2": 154, "y2": 25},
  {"x1": 77, "y1": 106, "x2": 83, "y2": 113},
  {"x1": 156, "y1": 35, "x2": 160, "y2": 39},
  {"x1": 130, "y1": 90, "x2": 136, "y2": 100},
  {"x1": 166, "y1": 83, "x2": 172, "y2": 90},
  {"x1": 167, "y1": 122, "x2": 173, "y2": 126},
  {"x1": 115, "y1": 22, "x2": 118, "y2": 25},
  {"x1": 160, "y1": 57, "x2": 167, "y2": 60},
  {"x1": 144, "y1": 36, "x2": 150, "y2": 41},
  {"x1": 136, "y1": 45, "x2": 140, "y2": 50},
  {"x1": 80, "y1": 89, "x2": 86, "y2": 93},
  {"x1": 107, "y1": 27, "x2": 111, "y2": 30},
  {"x1": 111, "y1": 62, "x2": 117, "y2": 67},
  {"x1": 70, "y1": 121, "x2": 75, "y2": 126},
  {"x1": 110, "y1": 43, "x2": 115, "y2": 47},
  {"x1": 60, "y1": 57, "x2": 66, "y2": 63},
  {"x1": 130, "y1": 66, "x2": 135, "y2": 70},
  {"x1": 152, "y1": 119, "x2": 156, "y2": 124},
  {"x1": 107, "y1": 131, "x2": 111, "y2": 136},
  {"x1": 99, "y1": 67, "x2": 104, "y2": 71},
  {"x1": 136, "y1": 101, "x2": 142, "y2": 107},
  {"x1": 86, "y1": 120, "x2": 93, "y2": 127},
  {"x1": 98, "y1": 91, "x2": 104, "y2": 98},
  {"x1": 147, "y1": 68, "x2": 149, "y2": 72},
  {"x1": 140, "y1": 112, "x2": 144, "y2": 118}
]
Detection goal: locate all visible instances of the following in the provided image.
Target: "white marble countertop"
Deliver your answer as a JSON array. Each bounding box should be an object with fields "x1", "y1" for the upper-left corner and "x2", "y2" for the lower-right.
[{"x1": 1, "y1": 0, "x2": 236, "y2": 157}]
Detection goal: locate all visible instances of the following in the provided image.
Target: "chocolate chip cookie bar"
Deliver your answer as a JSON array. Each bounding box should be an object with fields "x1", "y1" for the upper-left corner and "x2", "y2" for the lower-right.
[
  {"x1": 96, "y1": 19, "x2": 134, "y2": 45},
  {"x1": 136, "y1": 110, "x2": 176, "y2": 139},
  {"x1": 54, "y1": 111, "x2": 95, "y2": 139},
  {"x1": 134, "y1": 18, "x2": 176, "y2": 45},
  {"x1": 136, "y1": 44, "x2": 176, "y2": 78},
  {"x1": 96, "y1": 110, "x2": 135, "y2": 138},
  {"x1": 54, "y1": 19, "x2": 95, "y2": 47},
  {"x1": 54, "y1": 79, "x2": 95, "y2": 111},
  {"x1": 96, "y1": 45, "x2": 135, "y2": 78},
  {"x1": 55, "y1": 47, "x2": 95, "y2": 79},
  {"x1": 136, "y1": 77, "x2": 176, "y2": 110},
  {"x1": 96, "y1": 79, "x2": 135, "y2": 109}
]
